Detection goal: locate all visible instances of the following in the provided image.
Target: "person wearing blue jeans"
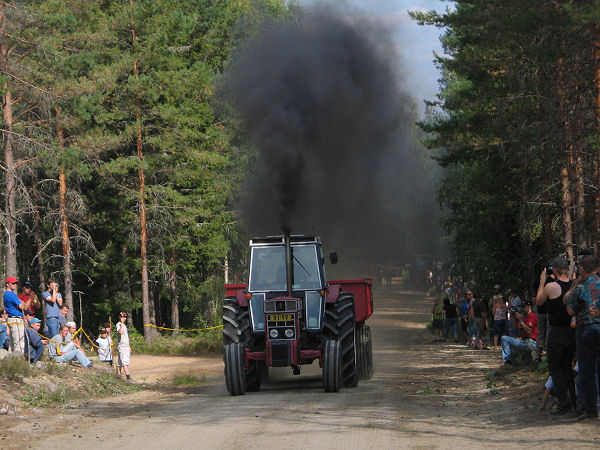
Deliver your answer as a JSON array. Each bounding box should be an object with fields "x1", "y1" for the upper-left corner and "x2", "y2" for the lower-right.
[
  {"x1": 48, "y1": 324, "x2": 92, "y2": 367},
  {"x1": 42, "y1": 280, "x2": 63, "y2": 338},
  {"x1": 566, "y1": 253, "x2": 600, "y2": 421},
  {"x1": 501, "y1": 301, "x2": 537, "y2": 364}
]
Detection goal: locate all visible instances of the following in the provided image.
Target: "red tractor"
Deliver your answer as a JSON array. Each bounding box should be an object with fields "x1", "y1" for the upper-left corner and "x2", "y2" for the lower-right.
[{"x1": 223, "y1": 233, "x2": 374, "y2": 395}]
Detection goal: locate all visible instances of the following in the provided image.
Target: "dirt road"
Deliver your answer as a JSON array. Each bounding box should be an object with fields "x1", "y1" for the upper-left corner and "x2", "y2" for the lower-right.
[{"x1": 5, "y1": 288, "x2": 600, "y2": 448}]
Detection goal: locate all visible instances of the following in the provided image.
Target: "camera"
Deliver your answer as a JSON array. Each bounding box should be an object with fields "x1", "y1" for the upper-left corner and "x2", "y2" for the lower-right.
[
  {"x1": 545, "y1": 265, "x2": 553, "y2": 276},
  {"x1": 509, "y1": 305, "x2": 523, "y2": 316}
]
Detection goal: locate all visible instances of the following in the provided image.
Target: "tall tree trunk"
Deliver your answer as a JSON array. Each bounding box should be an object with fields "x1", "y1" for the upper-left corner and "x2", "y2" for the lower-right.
[
  {"x1": 169, "y1": 252, "x2": 179, "y2": 334},
  {"x1": 56, "y1": 108, "x2": 74, "y2": 320},
  {"x1": 32, "y1": 184, "x2": 46, "y2": 317},
  {"x1": 1, "y1": 4, "x2": 17, "y2": 278},
  {"x1": 593, "y1": 30, "x2": 600, "y2": 254},
  {"x1": 224, "y1": 254, "x2": 229, "y2": 284},
  {"x1": 130, "y1": 1, "x2": 153, "y2": 343},
  {"x1": 557, "y1": 56, "x2": 574, "y2": 262}
]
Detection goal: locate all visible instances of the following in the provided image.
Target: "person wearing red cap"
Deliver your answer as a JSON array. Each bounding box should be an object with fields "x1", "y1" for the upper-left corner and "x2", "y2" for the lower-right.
[{"x1": 3, "y1": 276, "x2": 31, "y2": 355}]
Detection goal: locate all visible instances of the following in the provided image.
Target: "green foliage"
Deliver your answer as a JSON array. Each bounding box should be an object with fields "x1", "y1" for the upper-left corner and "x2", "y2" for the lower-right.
[
  {"x1": 134, "y1": 329, "x2": 223, "y2": 355},
  {"x1": 82, "y1": 372, "x2": 141, "y2": 396},
  {"x1": 3, "y1": 0, "x2": 289, "y2": 335},
  {"x1": 0, "y1": 358, "x2": 34, "y2": 380},
  {"x1": 413, "y1": 0, "x2": 599, "y2": 293},
  {"x1": 18, "y1": 385, "x2": 80, "y2": 408},
  {"x1": 172, "y1": 373, "x2": 205, "y2": 386}
]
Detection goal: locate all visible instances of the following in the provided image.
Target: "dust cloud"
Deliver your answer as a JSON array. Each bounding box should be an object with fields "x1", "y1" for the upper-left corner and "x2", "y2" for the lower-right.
[{"x1": 221, "y1": 3, "x2": 440, "y2": 272}]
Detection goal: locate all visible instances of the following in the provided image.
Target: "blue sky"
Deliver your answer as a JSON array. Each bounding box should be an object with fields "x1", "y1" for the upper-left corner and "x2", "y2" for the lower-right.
[{"x1": 297, "y1": 0, "x2": 450, "y2": 114}]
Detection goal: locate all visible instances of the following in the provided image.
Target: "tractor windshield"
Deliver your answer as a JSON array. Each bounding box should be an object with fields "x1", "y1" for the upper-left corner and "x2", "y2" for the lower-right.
[{"x1": 249, "y1": 244, "x2": 322, "y2": 292}]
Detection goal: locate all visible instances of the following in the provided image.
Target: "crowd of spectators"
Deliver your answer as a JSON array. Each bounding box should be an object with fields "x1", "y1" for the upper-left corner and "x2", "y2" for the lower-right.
[
  {"x1": 430, "y1": 252, "x2": 600, "y2": 422},
  {"x1": 1, "y1": 277, "x2": 128, "y2": 377}
]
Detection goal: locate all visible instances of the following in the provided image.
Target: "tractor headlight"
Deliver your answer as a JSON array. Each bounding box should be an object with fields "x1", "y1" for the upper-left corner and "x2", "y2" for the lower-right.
[
  {"x1": 269, "y1": 329, "x2": 279, "y2": 338},
  {"x1": 284, "y1": 328, "x2": 294, "y2": 338}
]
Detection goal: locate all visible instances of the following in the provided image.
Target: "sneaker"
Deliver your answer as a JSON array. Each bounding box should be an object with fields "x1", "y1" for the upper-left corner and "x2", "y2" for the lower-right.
[
  {"x1": 86, "y1": 362, "x2": 93, "y2": 368},
  {"x1": 576, "y1": 412, "x2": 598, "y2": 422}
]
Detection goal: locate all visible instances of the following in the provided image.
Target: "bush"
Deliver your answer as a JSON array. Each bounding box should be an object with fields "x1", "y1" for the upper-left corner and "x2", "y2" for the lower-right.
[
  {"x1": 130, "y1": 327, "x2": 223, "y2": 355},
  {"x1": 172, "y1": 373, "x2": 205, "y2": 386},
  {"x1": 0, "y1": 356, "x2": 34, "y2": 380}
]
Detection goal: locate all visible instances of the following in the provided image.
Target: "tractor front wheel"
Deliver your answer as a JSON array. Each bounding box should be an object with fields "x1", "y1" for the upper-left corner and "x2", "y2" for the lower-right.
[
  {"x1": 224, "y1": 343, "x2": 246, "y2": 396},
  {"x1": 323, "y1": 339, "x2": 341, "y2": 392}
]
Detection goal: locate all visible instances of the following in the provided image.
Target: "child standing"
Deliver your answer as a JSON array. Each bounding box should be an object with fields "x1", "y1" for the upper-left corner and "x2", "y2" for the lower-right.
[
  {"x1": 95, "y1": 327, "x2": 113, "y2": 365},
  {"x1": 116, "y1": 312, "x2": 131, "y2": 380}
]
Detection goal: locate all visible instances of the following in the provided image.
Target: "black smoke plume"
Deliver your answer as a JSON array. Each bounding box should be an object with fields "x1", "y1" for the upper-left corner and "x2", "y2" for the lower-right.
[{"x1": 221, "y1": 4, "x2": 440, "y2": 271}]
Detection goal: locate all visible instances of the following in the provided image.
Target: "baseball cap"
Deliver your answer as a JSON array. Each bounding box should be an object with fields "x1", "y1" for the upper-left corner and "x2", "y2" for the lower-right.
[
  {"x1": 493, "y1": 284, "x2": 501, "y2": 290},
  {"x1": 119, "y1": 312, "x2": 128, "y2": 318},
  {"x1": 5, "y1": 276, "x2": 18, "y2": 284},
  {"x1": 24, "y1": 281, "x2": 33, "y2": 288},
  {"x1": 29, "y1": 318, "x2": 41, "y2": 324},
  {"x1": 66, "y1": 321, "x2": 76, "y2": 328}
]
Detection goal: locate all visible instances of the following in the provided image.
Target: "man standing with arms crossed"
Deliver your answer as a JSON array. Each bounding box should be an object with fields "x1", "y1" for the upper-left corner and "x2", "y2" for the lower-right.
[
  {"x1": 3, "y1": 277, "x2": 30, "y2": 355},
  {"x1": 535, "y1": 256, "x2": 575, "y2": 415}
]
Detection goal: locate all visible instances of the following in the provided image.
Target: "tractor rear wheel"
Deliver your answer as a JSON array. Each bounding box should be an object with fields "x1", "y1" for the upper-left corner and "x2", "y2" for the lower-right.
[
  {"x1": 324, "y1": 293, "x2": 359, "y2": 388},
  {"x1": 224, "y1": 343, "x2": 246, "y2": 395},
  {"x1": 357, "y1": 324, "x2": 374, "y2": 380},
  {"x1": 223, "y1": 297, "x2": 261, "y2": 393},
  {"x1": 322, "y1": 339, "x2": 341, "y2": 392}
]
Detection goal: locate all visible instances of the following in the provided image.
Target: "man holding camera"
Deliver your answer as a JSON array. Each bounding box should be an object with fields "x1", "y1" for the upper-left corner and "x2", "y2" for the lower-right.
[
  {"x1": 565, "y1": 253, "x2": 600, "y2": 421},
  {"x1": 500, "y1": 300, "x2": 537, "y2": 365},
  {"x1": 42, "y1": 280, "x2": 63, "y2": 338},
  {"x1": 535, "y1": 256, "x2": 575, "y2": 415}
]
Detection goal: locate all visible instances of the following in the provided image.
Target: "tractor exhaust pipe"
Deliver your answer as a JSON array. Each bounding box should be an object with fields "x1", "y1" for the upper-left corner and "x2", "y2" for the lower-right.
[{"x1": 283, "y1": 227, "x2": 293, "y2": 297}]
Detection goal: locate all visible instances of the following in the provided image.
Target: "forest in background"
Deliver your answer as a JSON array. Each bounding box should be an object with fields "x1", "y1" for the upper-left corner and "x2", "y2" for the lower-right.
[
  {"x1": 0, "y1": 0, "x2": 439, "y2": 341},
  {"x1": 0, "y1": 0, "x2": 292, "y2": 340},
  {"x1": 413, "y1": 0, "x2": 600, "y2": 297}
]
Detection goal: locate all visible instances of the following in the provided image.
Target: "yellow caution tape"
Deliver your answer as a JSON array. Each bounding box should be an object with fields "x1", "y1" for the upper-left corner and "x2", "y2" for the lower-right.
[{"x1": 143, "y1": 323, "x2": 223, "y2": 332}]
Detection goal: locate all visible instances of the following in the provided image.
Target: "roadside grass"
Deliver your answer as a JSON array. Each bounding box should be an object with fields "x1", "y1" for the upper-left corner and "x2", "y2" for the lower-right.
[
  {"x1": 172, "y1": 373, "x2": 206, "y2": 387},
  {"x1": 129, "y1": 327, "x2": 222, "y2": 355},
  {"x1": 0, "y1": 356, "x2": 34, "y2": 380},
  {"x1": 1, "y1": 358, "x2": 142, "y2": 408}
]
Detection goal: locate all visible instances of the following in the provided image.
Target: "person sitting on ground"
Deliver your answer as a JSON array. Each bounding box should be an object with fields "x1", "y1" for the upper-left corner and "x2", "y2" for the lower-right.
[
  {"x1": 95, "y1": 328, "x2": 113, "y2": 365},
  {"x1": 59, "y1": 305, "x2": 69, "y2": 328},
  {"x1": 443, "y1": 297, "x2": 459, "y2": 343},
  {"x1": 66, "y1": 321, "x2": 83, "y2": 351},
  {"x1": 500, "y1": 300, "x2": 537, "y2": 365},
  {"x1": 0, "y1": 309, "x2": 9, "y2": 356},
  {"x1": 48, "y1": 324, "x2": 93, "y2": 367},
  {"x1": 431, "y1": 298, "x2": 444, "y2": 342},
  {"x1": 24, "y1": 318, "x2": 47, "y2": 364},
  {"x1": 540, "y1": 375, "x2": 555, "y2": 411},
  {"x1": 23, "y1": 309, "x2": 35, "y2": 325}
]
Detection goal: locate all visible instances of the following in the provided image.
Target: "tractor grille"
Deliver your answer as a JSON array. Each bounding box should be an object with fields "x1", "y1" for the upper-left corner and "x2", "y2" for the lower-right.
[{"x1": 271, "y1": 341, "x2": 290, "y2": 366}]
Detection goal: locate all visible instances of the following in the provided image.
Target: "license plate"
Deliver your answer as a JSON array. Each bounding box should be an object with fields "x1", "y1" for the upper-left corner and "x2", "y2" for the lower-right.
[{"x1": 268, "y1": 314, "x2": 292, "y2": 321}]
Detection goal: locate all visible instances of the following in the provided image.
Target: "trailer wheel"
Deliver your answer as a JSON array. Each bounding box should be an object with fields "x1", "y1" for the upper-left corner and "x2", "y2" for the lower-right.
[
  {"x1": 223, "y1": 297, "x2": 261, "y2": 392},
  {"x1": 357, "y1": 324, "x2": 374, "y2": 380},
  {"x1": 224, "y1": 343, "x2": 246, "y2": 395},
  {"x1": 323, "y1": 339, "x2": 341, "y2": 392},
  {"x1": 324, "y1": 293, "x2": 359, "y2": 388}
]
